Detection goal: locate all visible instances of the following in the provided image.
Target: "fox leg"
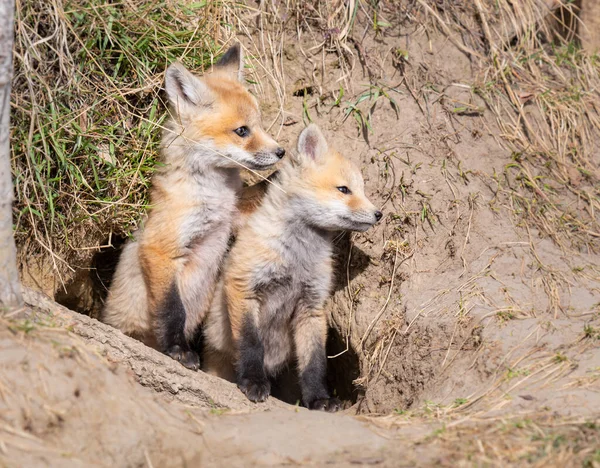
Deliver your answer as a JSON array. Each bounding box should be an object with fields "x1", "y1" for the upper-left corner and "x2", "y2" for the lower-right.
[
  {"x1": 138, "y1": 244, "x2": 200, "y2": 370},
  {"x1": 202, "y1": 281, "x2": 237, "y2": 381},
  {"x1": 235, "y1": 300, "x2": 271, "y2": 403},
  {"x1": 139, "y1": 224, "x2": 231, "y2": 371},
  {"x1": 293, "y1": 308, "x2": 341, "y2": 412},
  {"x1": 172, "y1": 226, "x2": 231, "y2": 369},
  {"x1": 102, "y1": 241, "x2": 152, "y2": 344},
  {"x1": 158, "y1": 280, "x2": 200, "y2": 370},
  {"x1": 178, "y1": 226, "x2": 231, "y2": 343}
]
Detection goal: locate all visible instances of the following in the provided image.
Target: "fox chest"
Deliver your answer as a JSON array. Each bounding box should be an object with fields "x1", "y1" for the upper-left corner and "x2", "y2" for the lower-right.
[
  {"x1": 255, "y1": 259, "x2": 332, "y2": 321},
  {"x1": 254, "y1": 261, "x2": 331, "y2": 374},
  {"x1": 179, "y1": 188, "x2": 238, "y2": 244}
]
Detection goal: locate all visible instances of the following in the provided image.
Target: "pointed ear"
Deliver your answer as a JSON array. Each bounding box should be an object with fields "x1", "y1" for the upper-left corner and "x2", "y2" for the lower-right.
[
  {"x1": 164, "y1": 62, "x2": 213, "y2": 112},
  {"x1": 297, "y1": 124, "x2": 329, "y2": 165},
  {"x1": 214, "y1": 44, "x2": 244, "y2": 83}
]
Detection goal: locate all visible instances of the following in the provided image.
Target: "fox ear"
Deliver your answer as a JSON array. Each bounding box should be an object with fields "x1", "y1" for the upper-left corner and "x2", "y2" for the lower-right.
[
  {"x1": 297, "y1": 124, "x2": 329, "y2": 165},
  {"x1": 214, "y1": 44, "x2": 245, "y2": 83},
  {"x1": 165, "y1": 62, "x2": 213, "y2": 112}
]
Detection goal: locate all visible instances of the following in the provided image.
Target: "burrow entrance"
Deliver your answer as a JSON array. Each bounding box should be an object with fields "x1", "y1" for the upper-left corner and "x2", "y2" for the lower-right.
[{"x1": 54, "y1": 235, "x2": 363, "y2": 408}]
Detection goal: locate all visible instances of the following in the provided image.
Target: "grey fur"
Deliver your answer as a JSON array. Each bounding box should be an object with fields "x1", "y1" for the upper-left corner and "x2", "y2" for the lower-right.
[
  {"x1": 204, "y1": 124, "x2": 380, "y2": 388},
  {"x1": 251, "y1": 219, "x2": 333, "y2": 374}
]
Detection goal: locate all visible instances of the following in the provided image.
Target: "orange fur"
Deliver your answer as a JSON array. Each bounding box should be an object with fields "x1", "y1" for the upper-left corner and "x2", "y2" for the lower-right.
[
  {"x1": 300, "y1": 151, "x2": 375, "y2": 213},
  {"x1": 237, "y1": 179, "x2": 270, "y2": 218},
  {"x1": 103, "y1": 48, "x2": 284, "y2": 363}
]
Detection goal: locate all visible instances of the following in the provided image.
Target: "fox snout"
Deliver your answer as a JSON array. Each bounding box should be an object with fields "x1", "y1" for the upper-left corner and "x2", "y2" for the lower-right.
[
  {"x1": 349, "y1": 207, "x2": 383, "y2": 231},
  {"x1": 248, "y1": 129, "x2": 285, "y2": 168},
  {"x1": 368, "y1": 207, "x2": 383, "y2": 225},
  {"x1": 252, "y1": 146, "x2": 285, "y2": 168}
]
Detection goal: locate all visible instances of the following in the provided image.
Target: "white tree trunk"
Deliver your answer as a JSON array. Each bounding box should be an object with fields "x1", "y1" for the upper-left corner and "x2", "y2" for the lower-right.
[{"x1": 0, "y1": 0, "x2": 23, "y2": 310}]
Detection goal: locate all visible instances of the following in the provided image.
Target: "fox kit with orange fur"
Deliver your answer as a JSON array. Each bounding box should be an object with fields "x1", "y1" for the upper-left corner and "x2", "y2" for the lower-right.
[
  {"x1": 204, "y1": 124, "x2": 382, "y2": 410},
  {"x1": 103, "y1": 45, "x2": 285, "y2": 370}
]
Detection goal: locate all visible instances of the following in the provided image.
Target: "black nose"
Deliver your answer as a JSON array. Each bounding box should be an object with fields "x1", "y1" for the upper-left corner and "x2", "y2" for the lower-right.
[
  {"x1": 275, "y1": 147, "x2": 286, "y2": 159},
  {"x1": 374, "y1": 210, "x2": 383, "y2": 221}
]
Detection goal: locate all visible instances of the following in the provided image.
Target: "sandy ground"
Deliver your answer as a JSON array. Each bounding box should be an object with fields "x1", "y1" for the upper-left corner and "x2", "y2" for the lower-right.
[
  {"x1": 247, "y1": 29, "x2": 600, "y2": 419},
  {"x1": 2, "y1": 297, "x2": 598, "y2": 466},
  {"x1": 0, "y1": 305, "x2": 389, "y2": 467}
]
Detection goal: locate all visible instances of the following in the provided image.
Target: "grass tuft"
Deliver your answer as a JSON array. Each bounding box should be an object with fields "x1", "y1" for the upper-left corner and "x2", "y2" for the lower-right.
[
  {"x1": 11, "y1": 0, "x2": 234, "y2": 280},
  {"x1": 461, "y1": 1, "x2": 600, "y2": 253}
]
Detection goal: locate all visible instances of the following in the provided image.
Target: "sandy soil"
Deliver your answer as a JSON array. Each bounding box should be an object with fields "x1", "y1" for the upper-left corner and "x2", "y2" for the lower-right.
[
  {"x1": 0, "y1": 301, "x2": 393, "y2": 467},
  {"x1": 2, "y1": 295, "x2": 598, "y2": 466},
  {"x1": 248, "y1": 30, "x2": 600, "y2": 419}
]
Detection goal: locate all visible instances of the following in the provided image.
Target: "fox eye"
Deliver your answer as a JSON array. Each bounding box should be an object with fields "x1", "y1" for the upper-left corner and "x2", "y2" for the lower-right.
[
  {"x1": 337, "y1": 186, "x2": 351, "y2": 195},
  {"x1": 234, "y1": 126, "x2": 250, "y2": 138}
]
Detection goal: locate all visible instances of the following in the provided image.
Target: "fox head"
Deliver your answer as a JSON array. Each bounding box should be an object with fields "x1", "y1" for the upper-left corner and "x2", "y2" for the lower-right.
[
  {"x1": 285, "y1": 124, "x2": 382, "y2": 232},
  {"x1": 163, "y1": 45, "x2": 284, "y2": 171}
]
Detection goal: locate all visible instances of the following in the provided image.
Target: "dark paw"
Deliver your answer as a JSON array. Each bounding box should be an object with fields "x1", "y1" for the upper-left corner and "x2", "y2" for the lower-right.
[
  {"x1": 166, "y1": 345, "x2": 200, "y2": 371},
  {"x1": 308, "y1": 397, "x2": 342, "y2": 412},
  {"x1": 238, "y1": 377, "x2": 271, "y2": 402}
]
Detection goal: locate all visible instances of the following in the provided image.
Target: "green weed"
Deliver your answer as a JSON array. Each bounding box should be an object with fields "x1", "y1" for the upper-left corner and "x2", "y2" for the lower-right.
[{"x1": 12, "y1": 0, "x2": 230, "y2": 272}]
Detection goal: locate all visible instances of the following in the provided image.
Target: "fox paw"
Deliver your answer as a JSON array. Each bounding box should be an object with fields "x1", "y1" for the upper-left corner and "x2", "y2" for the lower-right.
[
  {"x1": 166, "y1": 345, "x2": 200, "y2": 371},
  {"x1": 308, "y1": 397, "x2": 342, "y2": 412},
  {"x1": 238, "y1": 377, "x2": 271, "y2": 403}
]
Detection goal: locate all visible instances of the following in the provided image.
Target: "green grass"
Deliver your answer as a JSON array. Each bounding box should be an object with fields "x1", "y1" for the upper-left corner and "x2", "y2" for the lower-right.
[
  {"x1": 452, "y1": 398, "x2": 468, "y2": 408},
  {"x1": 343, "y1": 83, "x2": 400, "y2": 134},
  {"x1": 11, "y1": 0, "x2": 230, "y2": 271},
  {"x1": 584, "y1": 325, "x2": 600, "y2": 340}
]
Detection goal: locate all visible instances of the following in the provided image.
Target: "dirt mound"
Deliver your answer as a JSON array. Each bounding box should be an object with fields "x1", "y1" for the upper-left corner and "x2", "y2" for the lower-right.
[
  {"x1": 1, "y1": 295, "x2": 394, "y2": 466},
  {"x1": 3, "y1": 296, "x2": 599, "y2": 466},
  {"x1": 0, "y1": 308, "x2": 201, "y2": 467}
]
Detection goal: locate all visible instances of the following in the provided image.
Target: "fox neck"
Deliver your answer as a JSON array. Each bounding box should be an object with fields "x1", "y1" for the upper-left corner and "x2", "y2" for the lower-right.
[
  {"x1": 158, "y1": 148, "x2": 241, "y2": 189},
  {"x1": 260, "y1": 181, "x2": 333, "y2": 258},
  {"x1": 286, "y1": 216, "x2": 332, "y2": 251},
  {"x1": 157, "y1": 128, "x2": 242, "y2": 198}
]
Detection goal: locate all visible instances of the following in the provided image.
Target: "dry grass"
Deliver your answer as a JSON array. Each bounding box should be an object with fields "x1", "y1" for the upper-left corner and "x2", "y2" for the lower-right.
[
  {"x1": 432, "y1": 0, "x2": 600, "y2": 253},
  {"x1": 363, "y1": 410, "x2": 600, "y2": 467},
  {"x1": 10, "y1": 0, "x2": 237, "y2": 284}
]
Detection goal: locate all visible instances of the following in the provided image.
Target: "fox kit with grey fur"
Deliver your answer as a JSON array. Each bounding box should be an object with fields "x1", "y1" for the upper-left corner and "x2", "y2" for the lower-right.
[
  {"x1": 103, "y1": 45, "x2": 285, "y2": 370},
  {"x1": 203, "y1": 124, "x2": 382, "y2": 410}
]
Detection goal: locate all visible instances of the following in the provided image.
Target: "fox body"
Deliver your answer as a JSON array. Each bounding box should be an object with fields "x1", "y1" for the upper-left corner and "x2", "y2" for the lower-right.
[
  {"x1": 204, "y1": 124, "x2": 382, "y2": 410},
  {"x1": 103, "y1": 45, "x2": 284, "y2": 369}
]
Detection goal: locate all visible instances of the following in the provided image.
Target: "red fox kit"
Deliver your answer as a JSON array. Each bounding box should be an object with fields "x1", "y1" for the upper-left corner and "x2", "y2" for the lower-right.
[
  {"x1": 103, "y1": 45, "x2": 285, "y2": 370},
  {"x1": 203, "y1": 124, "x2": 382, "y2": 410}
]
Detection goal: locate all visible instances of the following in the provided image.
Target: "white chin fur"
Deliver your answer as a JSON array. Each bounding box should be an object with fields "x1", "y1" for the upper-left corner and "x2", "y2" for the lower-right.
[
  {"x1": 347, "y1": 221, "x2": 375, "y2": 232},
  {"x1": 223, "y1": 145, "x2": 278, "y2": 170},
  {"x1": 253, "y1": 152, "x2": 281, "y2": 168},
  {"x1": 330, "y1": 218, "x2": 374, "y2": 232},
  {"x1": 313, "y1": 201, "x2": 376, "y2": 232}
]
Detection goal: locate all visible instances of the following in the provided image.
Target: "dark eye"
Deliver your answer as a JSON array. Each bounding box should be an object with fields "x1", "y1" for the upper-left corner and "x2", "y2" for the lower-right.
[
  {"x1": 337, "y1": 186, "x2": 351, "y2": 195},
  {"x1": 234, "y1": 126, "x2": 250, "y2": 138}
]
